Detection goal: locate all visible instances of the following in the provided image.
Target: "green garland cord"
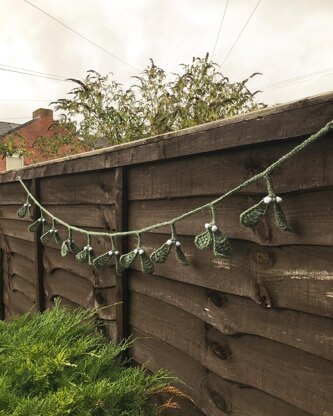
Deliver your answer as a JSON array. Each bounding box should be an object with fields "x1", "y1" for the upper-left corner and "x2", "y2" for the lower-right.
[{"x1": 17, "y1": 119, "x2": 333, "y2": 241}]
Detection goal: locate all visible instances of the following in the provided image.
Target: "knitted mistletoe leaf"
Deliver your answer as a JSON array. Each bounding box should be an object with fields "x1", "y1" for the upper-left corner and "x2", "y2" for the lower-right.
[
  {"x1": 213, "y1": 231, "x2": 231, "y2": 258},
  {"x1": 61, "y1": 240, "x2": 70, "y2": 257},
  {"x1": 150, "y1": 242, "x2": 172, "y2": 264},
  {"x1": 140, "y1": 252, "x2": 155, "y2": 274},
  {"x1": 119, "y1": 250, "x2": 138, "y2": 269},
  {"x1": 115, "y1": 257, "x2": 124, "y2": 275},
  {"x1": 273, "y1": 202, "x2": 292, "y2": 232},
  {"x1": 88, "y1": 250, "x2": 96, "y2": 266},
  {"x1": 53, "y1": 231, "x2": 63, "y2": 246},
  {"x1": 93, "y1": 251, "x2": 113, "y2": 269},
  {"x1": 17, "y1": 204, "x2": 28, "y2": 219},
  {"x1": 240, "y1": 200, "x2": 269, "y2": 227},
  {"x1": 175, "y1": 246, "x2": 189, "y2": 266},
  {"x1": 40, "y1": 230, "x2": 53, "y2": 245},
  {"x1": 28, "y1": 219, "x2": 42, "y2": 232},
  {"x1": 76, "y1": 248, "x2": 88, "y2": 263},
  {"x1": 194, "y1": 229, "x2": 212, "y2": 250}
]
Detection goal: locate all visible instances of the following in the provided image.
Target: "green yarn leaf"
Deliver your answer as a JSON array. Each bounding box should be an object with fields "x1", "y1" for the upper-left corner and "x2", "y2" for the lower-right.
[
  {"x1": 240, "y1": 199, "x2": 269, "y2": 227},
  {"x1": 17, "y1": 204, "x2": 28, "y2": 219},
  {"x1": 93, "y1": 251, "x2": 114, "y2": 269},
  {"x1": 175, "y1": 246, "x2": 189, "y2": 266},
  {"x1": 119, "y1": 250, "x2": 138, "y2": 269},
  {"x1": 28, "y1": 218, "x2": 42, "y2": 232},
  {"x1": 53, "y1": 231, "x2": 63, "y2": 246},
  {"x1": 140, "y1": 252, "x2": 154, "y2": 274},
  {"x1": 40, "y1": 230, "x2": 53, "y2": 245},
  {"x1": 88, "y1": 250, "x2": 96, "y2": 266},
  {"x1": 150, "y1": 242, "x2": 172, "y2": 264},
  {"x1": 76, "y1": 248, "x2": 88, "y2": 263},
  {"x1": 115, "y1": 257, "x2": 124, "y2": 275},
  {"x1": 213, "y1": 230, "x2": 231, "y2": 258},
  {"x1": 61, "y1": 240, "x2": 70, "y2": 257},
  {"x1": 194, "y1": 229, "x2": 212, "y2": 249},
  {"x1": 273, "y1": 202, "x2": 292, "y2": 232}
]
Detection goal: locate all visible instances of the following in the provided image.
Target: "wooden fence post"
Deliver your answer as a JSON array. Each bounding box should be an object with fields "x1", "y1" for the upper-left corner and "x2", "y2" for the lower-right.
[
  {"x1": 114, "y1": 167, "x2": 129, "y2": 342},
  {"x1": 31, "y1": 178, "x2": 45, "y2": 312}
]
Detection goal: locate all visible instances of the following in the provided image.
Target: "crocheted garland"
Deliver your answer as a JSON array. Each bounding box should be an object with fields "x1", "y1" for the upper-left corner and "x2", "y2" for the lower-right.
[{"x1": 16, "y1": 120, "x2": 333, "y2": 275}]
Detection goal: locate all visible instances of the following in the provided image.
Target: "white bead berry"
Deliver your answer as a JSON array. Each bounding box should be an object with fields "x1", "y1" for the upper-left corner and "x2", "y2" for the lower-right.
[
  {"x1": 276, "y1": 196, "x2": 282, "y2": 203},
  {"x1": 263, "y1": 196, "x2": 272, "y2": 204},
  {"x1": 28, "y1": 204, "x2": 31, "y2": 207},
  {"x1": 83, "y1": 245, "x2": 88, "y2": 250},
  {"x1": 115, "y1": 250, "x2": 119, "y2": 256},
  {"x1": 139, "y1": 249, "x2": 144, "y2": 255},
  {"x1": 134, "y1": 248, "x2": 138, "y2": 254},
  {"x1": 54, "y1": 229, "x2": 58, "y2": 233},
  {"x1": 166, "y1": 239, "x2": 173, "y2": 245},
  {"x1": 108, "y1": 250, "x2": 113, "y2": 256},
  {"x1": 88, "y1": 246, "x2": 93, "y2": 252},
  {"x1": 175, "y1": 241, "x2": 181, "y2": 247},
  {"x1": 211, "y1": 225, "x2": 218, "y2": 232},
  {"x1": 205, "y1": 223, "x2": 210, "y2": 229},
  {"x1": 50, "y1": 229, "x2": 54, "y2": 234},
  {"x1": 24, "y1": 203, "x2": 28, "y2": 207}
]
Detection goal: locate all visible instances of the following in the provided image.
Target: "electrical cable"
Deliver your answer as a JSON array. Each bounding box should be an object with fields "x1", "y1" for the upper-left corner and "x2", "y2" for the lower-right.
[
  {"x1": 0, "y1": 63, "x2": 66, "y2": 80},
  {"x1": 23, "y1": 0, "x2": 139, "y2": 72},
  {"x1": 0, "y1": 67, "x2": 67, "y2": 82},
  {"x1": 221, "y1": 0, "x2": 262, "y2": 67},
  {"x1": 211, "y1": 0, "x2": 230, "y2": 59}
]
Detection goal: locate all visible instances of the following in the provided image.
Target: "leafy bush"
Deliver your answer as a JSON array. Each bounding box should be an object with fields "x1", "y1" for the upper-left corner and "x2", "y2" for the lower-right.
[
  {"x1": 31, "y1": 53, "x2": 264, "y2": 160},
  {"x1": 0, "y1": 301, "x2": 177, "y2": 415}
]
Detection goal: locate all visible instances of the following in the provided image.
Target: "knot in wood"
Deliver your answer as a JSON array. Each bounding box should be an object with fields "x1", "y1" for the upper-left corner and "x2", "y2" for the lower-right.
[
  {"x1": 210, "y1": 341, "x2": 231, "y2": 360},
  {"x1": 210, "y1": 391, "x2": 232, "y2": 414}
]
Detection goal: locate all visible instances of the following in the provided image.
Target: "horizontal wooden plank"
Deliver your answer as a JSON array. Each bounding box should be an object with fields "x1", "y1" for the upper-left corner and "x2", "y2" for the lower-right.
[
  {"x1": 128, "y1": 137, "x2": 333, "y2": 200},
  {"x1": 3, "y1": 252, "x2": 34, "y2": 284},
  {"x1": 3, "y1": 286, "x2": 36, "y2": 315},
  {"x1": 40, "y1": 170, "x2": 116, "y2": 204},
  {"x1": 2, "y1": 91, "x2": 333, "y2": 183},
  {"x1": 43, "y1": 246, "x2": 116, "y2": 288},
  {"x1": 129, "y1": 272, "x2": 333, "y2": 361},
  {"x1": 128, "y1": 190, "x2": 333, "y2": 246},
  {"x1": 130, "y1": 293, "x2": 333, "y2": 415},
  {"x1": 0, "y1": 235, "x2": 34, "y2": 259},
  {"x1": 128, "y1": 234, "x2": 333, "y2": 318},
  {"x1": 131, "y1": 328, "x2": 311, "y2": 416},
  {"x1": 0, "y1": 219, "x2": 33, "y2": 242},
  {"x1": 5, "y1": 274, "x2": 35, "y2": 303},
  {"x1": 0, "y1": 181, "x2": 31, "y2": 204}
]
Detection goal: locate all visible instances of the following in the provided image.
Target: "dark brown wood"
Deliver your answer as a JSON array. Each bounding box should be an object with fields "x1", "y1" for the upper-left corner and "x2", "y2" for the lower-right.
[
  {"x1": 127, "y1": 234, "x2": 333, "y2": 318},
  {"x1": 31, "y1": 178, "x2": 45, "y2": 312},
  {"x1": 114, "y1": 167, "x2": 129, "y2": 342},
  {"x1": 130, "y1": 292, "x2": 333, "y2": 415},
  {"x1": 131, "y1": 328, "x2": 312, "y2": 416},
  {"x1": 129, "y1": 272, "x2": 333, "y2": 361},
  {"x1": 1, "y1": 92, "x2": 333, "y2": 184}
]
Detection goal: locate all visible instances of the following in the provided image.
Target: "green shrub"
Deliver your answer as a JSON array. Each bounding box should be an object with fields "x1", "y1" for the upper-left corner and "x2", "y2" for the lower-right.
[{"x1": 0, "y1": 301, "x2": 176, "y2": 415}]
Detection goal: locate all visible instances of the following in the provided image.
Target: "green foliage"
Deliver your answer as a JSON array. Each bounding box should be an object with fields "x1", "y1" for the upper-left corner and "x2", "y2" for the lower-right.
[
  {"x1": 0, "y1": 301, "x2": 176, "y2": 415},
  {"x1": 44, "y1": 54, "x2": 264, "y2": 156}
]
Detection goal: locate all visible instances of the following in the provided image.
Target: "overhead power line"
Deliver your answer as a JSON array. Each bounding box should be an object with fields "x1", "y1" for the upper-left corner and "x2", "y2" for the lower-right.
[
  {"x1": 0, "y1": 63, "x2": 66, "y2": 80},
  {"x1": 23, "y1": 0, "x2": 139, "y2": 72},
  {"x1": 221, "y1": 0, "x2": 262, "y2": 67},
  {"x1": 0, "y1": 65, "x2": 67, "y2": 82},
  {"x1": 0, "y1": 98, "x2": 52, "y2": 102},
  {"x1": 211, "y1": 0, "x2": 230, "y2": 60}
]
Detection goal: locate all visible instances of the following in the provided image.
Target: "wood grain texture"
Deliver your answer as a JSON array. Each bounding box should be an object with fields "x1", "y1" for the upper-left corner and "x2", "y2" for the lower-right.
[
  {"x1": 129, "y1": 272, "x2": 333, "y2": 361},
  {"x1": 127, "y1": 234, "x2": 333, "y2": 318},
  {"x1": 128, "y1": 190, "x2": 333, "y2": 246},
  {"x1": 128, "y1": 137, "x2": 333, "y2": 200},
  {"x1": 130, "y1": 292, "x2": 333, "y2": 415},
  {"x1": 131, "y1": 328, "x2": 312, "y2": 416},
  {"x1": 2, "y1": 91, "x2": 333, "y2": 183}
]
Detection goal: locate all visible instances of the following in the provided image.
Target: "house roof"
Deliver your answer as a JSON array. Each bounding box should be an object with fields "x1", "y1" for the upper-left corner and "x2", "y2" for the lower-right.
[{"x1": 0, "y1": 121, "x2": 21, "y2": 136}]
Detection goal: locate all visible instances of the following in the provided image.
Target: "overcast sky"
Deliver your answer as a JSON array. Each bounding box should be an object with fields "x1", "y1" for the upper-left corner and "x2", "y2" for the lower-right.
[{"x1": 1, "y1": 0, "x2": 332, "y2": 123}]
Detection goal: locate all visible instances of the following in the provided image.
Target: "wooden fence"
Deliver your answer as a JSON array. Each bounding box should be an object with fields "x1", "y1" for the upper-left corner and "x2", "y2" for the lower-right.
[{"x1": 0, "y1": 92, "x2": 333, "y2": 416}]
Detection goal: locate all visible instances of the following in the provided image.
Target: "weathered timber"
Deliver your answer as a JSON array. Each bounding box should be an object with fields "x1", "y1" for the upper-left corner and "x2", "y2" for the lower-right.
[
  {"x1": 0, "y1": 235, "x2": 34, "y2": 259},
  {"x1": 114, "y1": 166, "x2": 129, "y2": 342},
  {"x1": 129, "y1": 272, "x2": 333, "y2": 361},
  {"x1": 1, "y1": 92, "x2": 333, "y2": 183},
  {"x1": 131, "y1": 328, "x2": 312, "y2": 416},
  {"x1": 3, "y1": 285, "x2": 36, "y2": 315},
  {"x1": 128, "y1": 190, "x2": 333, "y2": 246},
  {"x1": 130, "y1": 292, "x2": 333, "y2": 415},
  {"x1": 43, "y1": 246, "x2": 116, "y2": 288},
  {"x1": 0, "y1": 251, "x2": 4, "y2": 320},
  {"x1": 128, "y1": 234, "x2": 333, "y2": 318},
  {"x1": 40, "y1": 170, "x2": 116, "y2": 204},
  {"x1": 2, "y1": 252, "x2": 34, "y2": 284},
  {"x1": 128, "y1": 137, "x2": 333, "y2": 200}
]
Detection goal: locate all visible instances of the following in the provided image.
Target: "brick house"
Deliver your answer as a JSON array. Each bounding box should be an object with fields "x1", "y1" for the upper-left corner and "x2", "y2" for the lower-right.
[{"x1": 0, "y1": 108, "x2": 56, "y2": 171}]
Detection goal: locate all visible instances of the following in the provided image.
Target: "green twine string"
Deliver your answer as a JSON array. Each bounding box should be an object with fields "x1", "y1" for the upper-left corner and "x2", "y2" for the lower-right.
[{"x1": 17, "y1": 119, "x2": 333, "y2": 239}]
